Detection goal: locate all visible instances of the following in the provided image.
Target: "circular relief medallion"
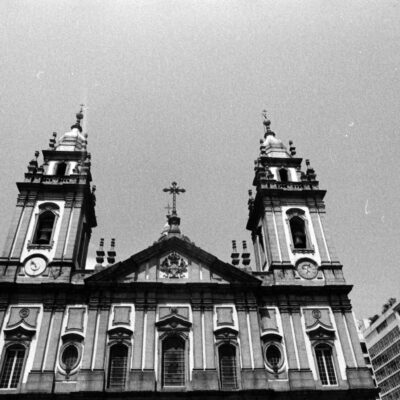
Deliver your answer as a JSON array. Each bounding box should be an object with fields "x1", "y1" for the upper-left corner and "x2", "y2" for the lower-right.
[
  {"x1": 19, "y1": 308, "x2": 30, "y2": 319},
  {"x1": 296, "y1": 260, "x2": 318, "y2": 280},
  {"x1": 24, "y1": 256, "x2": 47, "y2": 277},
  {"x1": 312, "y1": 309, "x2": 322, "y2": 320}
]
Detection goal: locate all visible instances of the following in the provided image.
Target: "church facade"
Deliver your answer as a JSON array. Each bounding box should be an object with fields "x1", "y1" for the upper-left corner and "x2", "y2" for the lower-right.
[{"x1": 0, "y1": 111, "x2": 376, "y2": 399}]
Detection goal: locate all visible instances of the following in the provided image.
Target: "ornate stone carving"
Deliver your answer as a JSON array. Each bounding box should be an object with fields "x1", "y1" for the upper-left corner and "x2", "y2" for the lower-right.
[{"x1": 160, "y1": 252, "x2": 188, "y2": 279}]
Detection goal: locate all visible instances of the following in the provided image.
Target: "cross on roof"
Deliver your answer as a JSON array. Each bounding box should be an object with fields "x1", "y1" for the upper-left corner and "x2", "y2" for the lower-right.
[
  {"x1": 163, "y1": 182, "x2": 185, "y2": 216},
  {"x1": 164, "y1": 203, "x2": 172, "y2": 217}
]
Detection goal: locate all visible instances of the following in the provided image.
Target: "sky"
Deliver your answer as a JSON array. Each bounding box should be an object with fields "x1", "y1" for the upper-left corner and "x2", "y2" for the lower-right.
[{"x1": 1, "y1": 0, "x2": 400, "y2": 320}]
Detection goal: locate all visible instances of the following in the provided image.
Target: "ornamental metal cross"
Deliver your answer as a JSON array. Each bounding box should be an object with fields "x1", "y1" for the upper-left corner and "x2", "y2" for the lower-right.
[{"x1": 163, "y1": 182, "x2": 185, "y2": 215}]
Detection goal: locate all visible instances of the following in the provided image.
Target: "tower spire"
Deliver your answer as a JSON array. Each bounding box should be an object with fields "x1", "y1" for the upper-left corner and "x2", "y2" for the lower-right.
[{"x1": 71, "y1": 105, "x2": 84, "y2": 132}]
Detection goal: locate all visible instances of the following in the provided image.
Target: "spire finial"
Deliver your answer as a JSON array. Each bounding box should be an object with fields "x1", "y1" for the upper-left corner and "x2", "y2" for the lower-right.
[
  {"x1": 262, "y1": 109, "x2": 274, "y2": 138},
  {"x1": 163, "y1": 182, "x2": 186, "y2": 216},
  {"x1": 71, "y1": 104, "x2": 84, "y2": 132}
]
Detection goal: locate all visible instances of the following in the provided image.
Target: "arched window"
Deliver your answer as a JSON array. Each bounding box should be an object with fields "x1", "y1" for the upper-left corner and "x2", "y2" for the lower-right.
[
  {"x1": 0, "y1": 345, "x2": 26, "y2": 389},
  {"x1": 315, "y1": 344, "x2": 337, "y2": 385},
  {"x1": 107, "y1": 344, "x2": 128, "y2": 388},
  {"x1": 289, "y1": 216, "x2": 307, "y2": 249},
  {"x1": 55, "y1": 162, "x2": 67, "y2": 176},
  {"x1": 33, "y1": 211, "x2": 55, "y2": 245},
  {"x1": 279, "y1": 168, "x2": 289, "y2": 182},
  {"x1": 162, "y1": 335, "x2": 185, "y2": 387},
  {"x1": 218, "y1": 344, "x2": 238, "y2": 390}
]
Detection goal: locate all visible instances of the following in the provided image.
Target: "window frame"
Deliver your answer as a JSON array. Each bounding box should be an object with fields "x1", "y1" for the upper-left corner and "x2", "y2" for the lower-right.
[
  {"x1": 160, "y1": 333, "x2": 188, "y2": 389},
  {"x1": 106, "y1": 343, "x2": 129, "y2": 390},
  {"x1": 0, "y1": 343, "x2": 27, "y2": 391},
  {"x1": 217, "y1": 342, "x2": 240, "y2": 390},
  {"x1": 58, "y1": 341, "x2": 82, "y2": 377},
  {"x1": 28, "y1": 203, "x2": 60, "y2": 249},
  {"x1": 313, "y1": 343, "x2": 339, "y2": 387},
  {"x1": 286, "y1": 208, "x2": 315, "y2": 254},
  {"x1": 264, "y1": 341, "x2": 285, "y2": 373}
]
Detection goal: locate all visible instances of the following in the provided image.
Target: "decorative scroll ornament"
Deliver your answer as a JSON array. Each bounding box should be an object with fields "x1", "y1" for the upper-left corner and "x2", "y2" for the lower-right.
[{"x1": 160, "y1": 252, "x2": 188, "y2": 279}]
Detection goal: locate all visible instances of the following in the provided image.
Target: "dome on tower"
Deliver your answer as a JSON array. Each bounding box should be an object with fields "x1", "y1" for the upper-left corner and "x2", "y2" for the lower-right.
[
  {"x1": 260, "y1": 114, "x2": 291, "y2": 158},
  {"x1": 55, "y1": 108, "x2": 87, "y2": 151}
]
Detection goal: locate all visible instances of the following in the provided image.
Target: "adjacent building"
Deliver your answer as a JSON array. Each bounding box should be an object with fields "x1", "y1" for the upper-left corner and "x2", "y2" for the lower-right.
[
  {"x1": 0, "y1": 110, "x2": 377, "y2": 399},
  {"x1": 362, "y1": 300, "x2": 400, "y2": 400}
]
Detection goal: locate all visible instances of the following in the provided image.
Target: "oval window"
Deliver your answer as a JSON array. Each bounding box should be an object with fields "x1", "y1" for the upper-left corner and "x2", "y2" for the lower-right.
[
  {"x1": 266, "y1": 344, "x2": 282, "y2": 371},
  {"x1": 61, "y1": 344, "x2": 79, "y2": 372}
]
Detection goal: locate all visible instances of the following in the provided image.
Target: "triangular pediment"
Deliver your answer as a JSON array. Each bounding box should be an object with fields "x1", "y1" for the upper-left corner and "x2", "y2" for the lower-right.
[{"x1": 86, "y1": 236, "x2": 260, "y2": 286}]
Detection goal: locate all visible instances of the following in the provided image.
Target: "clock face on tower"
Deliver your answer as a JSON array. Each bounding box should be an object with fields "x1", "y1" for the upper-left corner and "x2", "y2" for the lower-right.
[
  {"x1": 24, "y1": 256, "x2": 48, "y2": 277},
  {"x1": 296, "y1": 260, "x2": 318, "y2": 280}
]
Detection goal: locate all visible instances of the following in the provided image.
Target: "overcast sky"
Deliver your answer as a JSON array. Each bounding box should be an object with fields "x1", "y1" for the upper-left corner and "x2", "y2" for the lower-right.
[{"x1": 1, "y1": 0, "x2": 400, "y2": 320}]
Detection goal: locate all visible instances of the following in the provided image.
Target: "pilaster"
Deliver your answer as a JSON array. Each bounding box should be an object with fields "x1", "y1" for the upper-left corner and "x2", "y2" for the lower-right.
[
  {"x1": 11, "y1": 195, "x2": 36, "y2": 260},
  {"x1": 53, "y1": 198, "x2": 74, "y2": 260}
]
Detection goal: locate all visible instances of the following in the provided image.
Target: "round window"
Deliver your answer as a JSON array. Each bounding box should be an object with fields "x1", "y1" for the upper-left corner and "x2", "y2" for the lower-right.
[
  {"x1": 61, "y1": 344, "x2": 79, "y2": 373},
  {"x1": 265, "y1": 344, "x2": 282, "y2": 371}
]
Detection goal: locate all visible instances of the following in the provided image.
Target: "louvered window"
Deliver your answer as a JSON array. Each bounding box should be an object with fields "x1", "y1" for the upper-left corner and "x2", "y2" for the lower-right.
[
  {"x1": 0, "y1": 345, "x2": 25, "y2": 389},
  {"x1": 315, "y1": 344, "x2": 337, "y2": 385},
  {"x1": 219, "y1": 344, "x2": 238, "y2": 390},
  {"x1": 107, "y1": 344, "x2": 128, "y2": 388},
  {"x1": 162, "y1": 336, "x2": 185, "y2": 387}
]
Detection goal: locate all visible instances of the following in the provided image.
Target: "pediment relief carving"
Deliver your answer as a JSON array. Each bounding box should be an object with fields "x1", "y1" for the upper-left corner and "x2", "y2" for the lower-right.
[{"x1": 159, "y1": 252, "x2": 188, "y2": 279}]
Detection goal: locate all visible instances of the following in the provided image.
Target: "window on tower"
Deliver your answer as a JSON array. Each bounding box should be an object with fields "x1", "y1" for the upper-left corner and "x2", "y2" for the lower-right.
[
  {"x1": 286, "y1": 209, "x2": 314, "y2": 253},
  {"x1": 279, "y1": 168, "x2": 289, "y2": 182},
  {"x1": 290, "y1": 216, "x2": 307, "y2": 249},
  {"x1": 55, "y1": 162, "x2": 67, "y2": 176},
  {"x1": 30, "y1": 203, "x2": 60, "y2": 248},
  {"x1": 0, "y1": 344, "x2": 26, "y2": 389},
  {"x1": 33, "y1": 211, "x2": 55, "y2": 245}
]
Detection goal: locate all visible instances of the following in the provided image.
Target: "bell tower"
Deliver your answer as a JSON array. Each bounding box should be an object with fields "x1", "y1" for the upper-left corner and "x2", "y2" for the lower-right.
[
  {"x1": 247, "y1": 112, "x2": 342, "y2": 280},
  {"x1": 0, "y1": 108, "x2": 97, "y2": 280}
]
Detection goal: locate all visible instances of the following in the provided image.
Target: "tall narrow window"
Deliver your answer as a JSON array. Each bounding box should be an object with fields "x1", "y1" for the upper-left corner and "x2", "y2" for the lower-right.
[
  {"x1": 219, "y1": 344, "x2": 238, "y2": 390},
  {"x1": 289, "y1": 216, "x2": 307, "y2": 249},
  {"x1": 315, "y1": 344, "x2": 337, "y2": 385},
  {"x1": 56, "y1": 162, "x2": 67, "y2": 176},
  {"x1": 107, "y1": 344, "x2": 128, "y2": 388},
  {"x1": 33, "y1": 211, "x2": 55, "y2": 245},
  {"x1": 0, "y1": 345, "x2": 26, "y2": 389},
  {"x1": 162, "y1": 336, "x2": 185, "y2": 387},
  {"x1": 279, "y1": 168, "x2": 289, "y2": 182}
]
